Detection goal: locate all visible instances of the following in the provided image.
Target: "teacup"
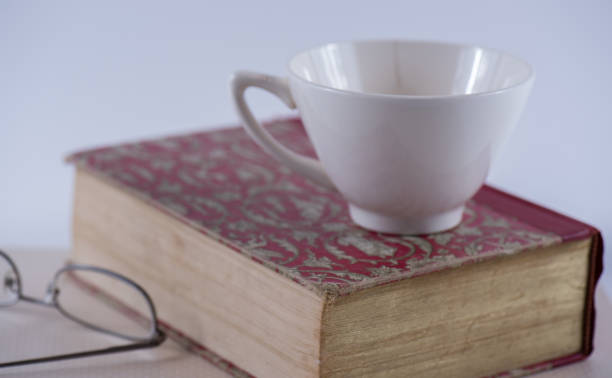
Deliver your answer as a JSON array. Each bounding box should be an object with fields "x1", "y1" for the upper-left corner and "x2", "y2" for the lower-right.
[{"x1": 230, "y1": 40, "x2": 534, "y2": 234}]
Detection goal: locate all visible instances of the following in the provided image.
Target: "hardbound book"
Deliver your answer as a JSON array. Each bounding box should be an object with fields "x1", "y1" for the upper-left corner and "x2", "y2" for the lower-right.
[{"x1": 68, "y1": 118, "x2": 603, "y2": 378}]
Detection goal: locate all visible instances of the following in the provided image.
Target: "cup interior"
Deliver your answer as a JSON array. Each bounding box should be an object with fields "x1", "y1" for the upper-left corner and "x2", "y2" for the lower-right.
[{"x1": 289, "y1": 40, "x2": 532, "y2": 97}]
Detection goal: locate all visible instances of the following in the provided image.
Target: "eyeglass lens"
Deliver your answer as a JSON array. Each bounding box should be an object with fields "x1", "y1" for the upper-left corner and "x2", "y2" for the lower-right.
[
  {"x1": 54, "y1": 269, "x2": 155, "y2": 341},
  {"x1": 0, "y1": 254, "x2": 19, "y2": 307}
]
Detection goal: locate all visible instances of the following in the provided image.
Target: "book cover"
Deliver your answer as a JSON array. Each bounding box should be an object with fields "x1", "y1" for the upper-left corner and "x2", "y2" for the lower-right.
[{"x1": 68, "y1": 118, "x2": 603, "y2": 377}]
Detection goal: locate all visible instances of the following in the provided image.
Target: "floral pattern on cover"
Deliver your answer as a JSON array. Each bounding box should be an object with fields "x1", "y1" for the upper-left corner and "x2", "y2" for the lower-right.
[{"x1": 69, "y1": 118, "x2": 561, "y2": 296}]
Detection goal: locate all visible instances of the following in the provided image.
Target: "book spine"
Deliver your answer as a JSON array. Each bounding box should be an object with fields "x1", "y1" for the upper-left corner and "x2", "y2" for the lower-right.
[{"x1": 475, "y1": 185, "x2": 604, "y2": 358}]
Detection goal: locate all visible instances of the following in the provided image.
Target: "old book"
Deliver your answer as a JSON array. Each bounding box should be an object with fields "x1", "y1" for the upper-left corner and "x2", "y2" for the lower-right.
[{"x1": 67, "y1": 118, "x2": 603, "y2": 378}]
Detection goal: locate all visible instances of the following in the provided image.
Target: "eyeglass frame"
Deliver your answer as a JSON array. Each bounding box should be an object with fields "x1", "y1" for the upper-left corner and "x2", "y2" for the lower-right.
[{"x1": 0, "y1": 249, "x2": 167, "y2": 368}]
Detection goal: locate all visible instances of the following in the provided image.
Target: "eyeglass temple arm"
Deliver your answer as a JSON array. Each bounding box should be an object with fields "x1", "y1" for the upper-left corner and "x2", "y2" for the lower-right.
[{"x1": 0, "y1": 328, "x2": 166, "y2": 368}]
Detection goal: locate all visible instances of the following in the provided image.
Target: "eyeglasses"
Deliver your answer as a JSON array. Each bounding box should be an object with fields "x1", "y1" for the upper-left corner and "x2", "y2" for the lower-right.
[{"x1": 0, "y1": 249, "x2": 166, "y2": 368}]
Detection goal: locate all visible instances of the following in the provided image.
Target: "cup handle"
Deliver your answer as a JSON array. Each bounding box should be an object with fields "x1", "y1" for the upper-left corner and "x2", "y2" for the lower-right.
[{"x1": 230, "y1": 71, "x2": 335, "y2": 190}]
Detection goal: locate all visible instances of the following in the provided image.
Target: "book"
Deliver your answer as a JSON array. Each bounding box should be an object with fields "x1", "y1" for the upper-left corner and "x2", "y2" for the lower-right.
[{"x1": 67, "y1": 117, "x2": 603, "y2": 378}]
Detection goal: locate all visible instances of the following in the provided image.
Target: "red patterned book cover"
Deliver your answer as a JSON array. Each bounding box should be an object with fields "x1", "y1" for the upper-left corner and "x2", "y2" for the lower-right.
[{"x1": 68, "y1": 117, "x2": 603, "y2": 377}]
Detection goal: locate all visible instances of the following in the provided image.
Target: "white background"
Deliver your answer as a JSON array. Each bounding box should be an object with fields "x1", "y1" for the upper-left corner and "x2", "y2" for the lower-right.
[{"x1": 1, "y1": 0, "x2": 610, "y2": 291}]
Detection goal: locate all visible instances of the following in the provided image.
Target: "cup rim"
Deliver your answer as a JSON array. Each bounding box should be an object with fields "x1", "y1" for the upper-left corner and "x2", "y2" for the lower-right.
[{"x1": 287, "y1": 39, "x2": 535, "y2": 100}]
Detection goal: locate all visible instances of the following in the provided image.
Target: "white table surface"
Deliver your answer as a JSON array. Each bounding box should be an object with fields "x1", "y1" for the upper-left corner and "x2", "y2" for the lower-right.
[{"x1": 1, "y1": 249, "x2": 609, "y2": 377}]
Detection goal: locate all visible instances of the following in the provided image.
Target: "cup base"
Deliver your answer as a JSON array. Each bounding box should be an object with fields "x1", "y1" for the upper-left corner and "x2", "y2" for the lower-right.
[{"x1": 348, "y1": 205, "x2": 464, "y2": 235}]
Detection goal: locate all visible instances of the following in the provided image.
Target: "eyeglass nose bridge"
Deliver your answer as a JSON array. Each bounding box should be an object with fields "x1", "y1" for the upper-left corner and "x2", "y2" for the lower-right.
[{"x1": 43, "y1": 283, "x2": 59, "y2": 305}]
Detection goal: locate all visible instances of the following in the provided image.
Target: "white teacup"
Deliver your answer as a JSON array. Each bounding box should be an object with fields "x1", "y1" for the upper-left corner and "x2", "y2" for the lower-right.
[{"x1": 230, "y1": 40, "x2": 534, "y2": 234}]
